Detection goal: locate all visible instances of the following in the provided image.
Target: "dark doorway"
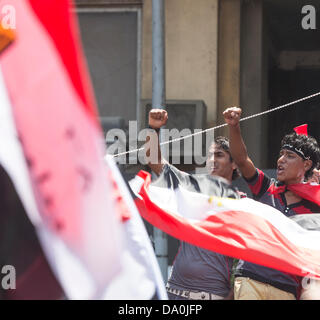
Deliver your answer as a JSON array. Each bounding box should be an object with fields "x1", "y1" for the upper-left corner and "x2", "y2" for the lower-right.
[
  {"x1": 77, "y1": 10, "x2": 139, "y2": 126},
  {"x1": 265, "y1": 0, "x2": 320, "y2": 168}
]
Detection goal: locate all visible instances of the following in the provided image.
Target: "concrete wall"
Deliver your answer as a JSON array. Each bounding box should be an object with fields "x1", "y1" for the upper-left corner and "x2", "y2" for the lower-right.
[
  {"x1": 216, "y1": 0, "x2": 241, "y2": 138},
  {"x1": 141, "y1": 0, "x2": 219, "y2": 127},
  {"x1": 240, "y1": 0, "x2": 269, "y2": 169}
]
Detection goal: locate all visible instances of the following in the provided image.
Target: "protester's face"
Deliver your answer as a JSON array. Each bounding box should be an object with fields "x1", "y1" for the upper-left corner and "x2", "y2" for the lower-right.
[
  {"x1": 277, "y1": 149, "x2": 311, "y2": 184},
  {"x1": 308, "y1": 169, "x2": 320, "y2": 184},
  {"x1": 206, "y1": 144, "x2": 236, "y2": 183}
]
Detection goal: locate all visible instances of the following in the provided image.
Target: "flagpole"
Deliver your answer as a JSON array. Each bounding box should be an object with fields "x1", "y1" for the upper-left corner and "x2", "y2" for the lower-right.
[{"x1": 152, "y1": 0, "x2": 168, "y2": 282}]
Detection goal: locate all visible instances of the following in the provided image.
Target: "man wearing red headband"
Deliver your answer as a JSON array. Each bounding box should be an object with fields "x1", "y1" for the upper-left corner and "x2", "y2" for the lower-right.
[{"x1": 223, "y1": 107, "x2": 320, "y2": 300}]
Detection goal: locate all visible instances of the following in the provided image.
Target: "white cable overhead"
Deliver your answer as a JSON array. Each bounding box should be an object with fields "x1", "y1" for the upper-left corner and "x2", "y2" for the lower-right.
[{"x1": 112, "y1": 91, "x2": 320, "y2": 158}]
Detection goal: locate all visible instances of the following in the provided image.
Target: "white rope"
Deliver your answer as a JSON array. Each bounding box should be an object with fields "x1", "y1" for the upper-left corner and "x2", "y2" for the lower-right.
[{"x1": 112, "y1": 91, "x2": 320, "y2": 158}]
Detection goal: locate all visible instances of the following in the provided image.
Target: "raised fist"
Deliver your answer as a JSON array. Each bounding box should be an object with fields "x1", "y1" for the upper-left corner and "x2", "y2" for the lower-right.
[
  {"x1": 148, "y1": 109, "x2": 168, "y2": 129},
  {"x1": 223, "y1": 107, "x2": 242, "y2": 127}
]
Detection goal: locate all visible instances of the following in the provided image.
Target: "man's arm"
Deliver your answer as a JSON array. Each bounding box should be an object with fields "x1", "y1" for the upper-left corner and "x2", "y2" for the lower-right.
[
  {"x1": 145, "y1": 109, "x2": 168, "y2": 175},
  {"x1": 223, "y1": 107, "x2": 257, "y2": 180}
]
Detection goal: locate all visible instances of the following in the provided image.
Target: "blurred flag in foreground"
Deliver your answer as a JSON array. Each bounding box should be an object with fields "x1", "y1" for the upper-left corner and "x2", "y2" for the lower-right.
[
  {"x1": 0, "y1": 64, "x2": 66, "y2": 299},
  {"x1": 0, "y1": 0, "x2": 167, "y2": 300},
  {"x1": 103, "y1": 156, "x2": 167, "y2": 300},
  {"x1": 0, "y1": 0, "x2": 123, "y2": 299},
  {"x1": 130, "y1": 165, "x2": 320, "y2": 280}
]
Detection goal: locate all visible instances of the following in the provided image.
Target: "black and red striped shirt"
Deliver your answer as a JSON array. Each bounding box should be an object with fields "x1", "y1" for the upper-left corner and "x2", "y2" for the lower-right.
[
  {"x1": 235, "y1": 168, "x2": 320, "y2": 297},
  {"x1": 247, "y1": 169, "x2": 320, "y2": 216}
]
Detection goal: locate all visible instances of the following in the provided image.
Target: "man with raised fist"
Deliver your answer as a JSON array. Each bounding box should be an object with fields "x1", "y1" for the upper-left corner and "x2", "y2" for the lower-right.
[
  {"x1": 145, "y1": 109, "x2": 240, "y2": 300},
  {"x1": 223, "y1": 106, "x2": 320, "y2": 300}
]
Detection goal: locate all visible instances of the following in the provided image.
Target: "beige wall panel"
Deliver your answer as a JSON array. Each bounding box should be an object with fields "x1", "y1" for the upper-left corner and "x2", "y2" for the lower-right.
[
  {"x1": 216, "y1": 0, "x2": 241, "y2": 137},
  {"x1": 142, "y1": 0, "x2": 218, "y2": 127}
]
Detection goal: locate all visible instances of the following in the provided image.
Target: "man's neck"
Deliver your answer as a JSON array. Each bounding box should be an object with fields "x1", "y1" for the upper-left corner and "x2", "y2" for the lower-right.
[
  {"x1": 284, "y1": 176, "x2": 305, "y2": 186},
  {"x1": 284, "y1": 190, "x2": 302, "y2": 206}
]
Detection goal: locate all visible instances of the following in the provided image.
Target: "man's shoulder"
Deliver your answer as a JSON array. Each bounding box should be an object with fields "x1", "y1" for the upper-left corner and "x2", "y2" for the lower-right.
[
  {"x1": 158, "y1": 164, "x2": 239, "y2": 198},
  {"x1": 244, "y1": 168, "x2": 276, "y2": 199}
]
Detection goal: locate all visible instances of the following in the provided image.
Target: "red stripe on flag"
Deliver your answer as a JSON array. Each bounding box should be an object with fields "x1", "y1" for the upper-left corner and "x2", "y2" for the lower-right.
[{"x1": 28, "y1": 0, "x2": 98, "y2": 121}]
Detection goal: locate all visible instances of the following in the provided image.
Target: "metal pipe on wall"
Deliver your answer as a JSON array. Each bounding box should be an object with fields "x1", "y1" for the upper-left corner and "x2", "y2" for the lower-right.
[
  {"x1": 152, "y1": 0, "x2": 168, "y2": 282},
  {"x1": 152, "y1": 0, "x2": 166, "y2": 108}
]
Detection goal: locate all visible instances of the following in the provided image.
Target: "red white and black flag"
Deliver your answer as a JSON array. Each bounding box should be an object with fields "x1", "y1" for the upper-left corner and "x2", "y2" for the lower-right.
[
  {"x1": 131, "y1": 165, "x2": 320, "y2": 280},
  {"x1": 0, "y1": 0, "x2": 124, "y2": 299},
  {"x1": 0, "y1": 0, "x2": 166, "y2": 300}
]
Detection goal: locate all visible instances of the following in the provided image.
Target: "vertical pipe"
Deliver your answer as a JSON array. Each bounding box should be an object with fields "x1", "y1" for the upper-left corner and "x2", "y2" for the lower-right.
[
  {"x1": 152, "y1": 0, "x2": 168, "y2": 282},
  {"x1": 152, "y1": 0, "x2": 166, "y2": 109}
]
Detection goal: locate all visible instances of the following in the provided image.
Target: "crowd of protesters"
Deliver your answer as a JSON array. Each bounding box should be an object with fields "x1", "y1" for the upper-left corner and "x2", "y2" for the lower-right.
[{"x1": 146, "y1": 107, "x2": 320, "y2": 300}]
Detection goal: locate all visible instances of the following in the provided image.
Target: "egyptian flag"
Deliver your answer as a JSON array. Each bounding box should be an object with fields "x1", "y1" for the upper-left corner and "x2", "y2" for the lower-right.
[
  {"x1": 102, "y1": 156, "x2": 167, "y2": 300},
  {"x1": 0, "y1": 0, "x2": 123, "y2": 299},
  {"x1": 130, "y1": 164, "x2": 320, "y2": 279}
]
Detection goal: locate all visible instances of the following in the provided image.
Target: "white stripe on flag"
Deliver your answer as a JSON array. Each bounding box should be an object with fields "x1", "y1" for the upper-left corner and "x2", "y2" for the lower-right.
[
  {"x1": 0, "y1": 67, "x2": 41, "y2": 226},
  {"x1": 144, "y1": 183, "x2": 320, "y2": 252},
  {"x1": 103, "y1": 156, "x2": 168, "y2": 300}
]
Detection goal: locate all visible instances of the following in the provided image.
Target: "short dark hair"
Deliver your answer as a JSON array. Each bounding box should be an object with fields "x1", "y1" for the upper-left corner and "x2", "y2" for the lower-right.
[
  {"x1": 280, "y1": 132, "x2": 320, "y2": 179},
  {"x1": 213, "y1": 136, "x2": 240, "y2": 180}
]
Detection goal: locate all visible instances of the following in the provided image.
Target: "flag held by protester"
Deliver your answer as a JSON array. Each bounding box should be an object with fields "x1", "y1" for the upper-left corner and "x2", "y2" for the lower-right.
[{"x1": 131, "y1": 165, "x2": 320, "y2": 279}]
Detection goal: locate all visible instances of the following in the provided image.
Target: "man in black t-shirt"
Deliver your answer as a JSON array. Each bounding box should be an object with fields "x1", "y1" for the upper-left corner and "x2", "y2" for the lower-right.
[{"x1": 146, "y1": 109, "x2": 241, "y2": 300}]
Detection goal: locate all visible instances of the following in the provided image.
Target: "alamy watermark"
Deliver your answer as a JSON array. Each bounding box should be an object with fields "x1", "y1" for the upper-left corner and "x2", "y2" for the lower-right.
[
  {"x1": 1, "y1": 265, "x2": 16, "y2": 290},
  {"x1": 1, "y1": 5, "x2": 16, "y2": 30},
  {"x1": 105, "y1": 121, "x2": 215, "y2": 168},
  {"x1": 301, "y1": 5, "x2": 316, "y2": 30}
]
